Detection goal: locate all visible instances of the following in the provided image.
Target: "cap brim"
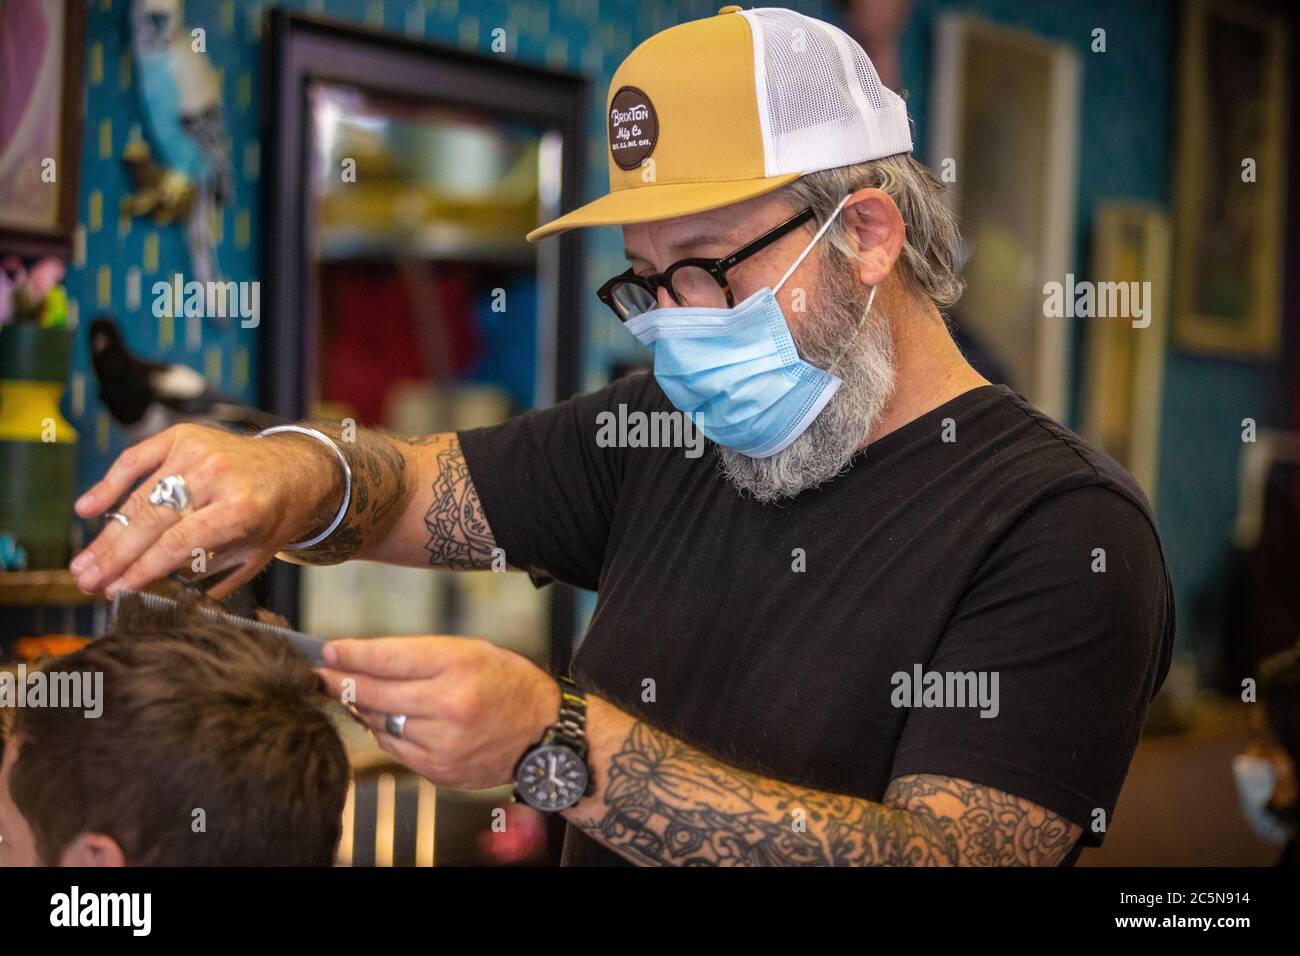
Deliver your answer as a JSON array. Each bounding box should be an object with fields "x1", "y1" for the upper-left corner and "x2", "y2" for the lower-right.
[{"x1": 526, "y1": 173, "x2": 802, "y2": 242}]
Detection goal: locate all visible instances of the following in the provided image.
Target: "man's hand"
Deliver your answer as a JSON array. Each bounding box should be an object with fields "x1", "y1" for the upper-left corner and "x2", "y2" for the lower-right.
[
  {"x1": 72, "y1": 423, "x2": 499, "y2": 596},
  {"x1": 317, "y1": 636, "x2": 560, "y2": 790},
  {"x1": 70, "y1": 424, "x2": 345, "y2": 598}
]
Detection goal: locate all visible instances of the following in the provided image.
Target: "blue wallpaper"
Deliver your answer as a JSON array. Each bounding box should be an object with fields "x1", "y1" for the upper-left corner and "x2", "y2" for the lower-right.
[{"x1": 62, "y1": 0, "x2": 1285, "y2": 671}]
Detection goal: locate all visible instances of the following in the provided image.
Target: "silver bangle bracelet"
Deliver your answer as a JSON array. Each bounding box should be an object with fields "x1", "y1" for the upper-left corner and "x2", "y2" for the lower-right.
[{"x1": 255, "y1": 425, "x2": 353, "y2": 551}]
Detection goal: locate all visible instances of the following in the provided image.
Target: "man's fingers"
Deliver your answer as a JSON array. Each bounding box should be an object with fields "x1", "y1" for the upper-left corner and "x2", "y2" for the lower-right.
[
  {"x1": 350, "y1": 704, "x2": 420, "y2": 734},
  {"x1": 370, "y1": 724, "x2": 428, "y2": 772},
  {"x1": 74, "y1": 430, "x2": 174, "y2": 518},
  {"x1": 349, "y1": 706, "x2": 436, "y2": 772},
  {"x1": 171, "y1": 553, "x2": 243, "y2": 589},
  {"x1": 197, "y1": 556, "x2": 272, "y2": 601},
  {"x1": 71, "y1": 464, "x2": 187, "y2": 592},
  {"x1": 110, "y1": 507, "x2": 260, "y2": 595},
  {"x1": 323, "y1": 636, "x2": 466, "y2": 679},
  {"x1": 183, "y1": 558, "x2": 254, "y2": 600},
  {"x1": 317, "y1": 669, "x2": 437, "y2": 717}
]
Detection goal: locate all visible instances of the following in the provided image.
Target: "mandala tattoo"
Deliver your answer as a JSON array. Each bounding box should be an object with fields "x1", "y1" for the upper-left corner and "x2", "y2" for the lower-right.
[
  {"x1": 423, "y1": 437, "x2": 496, "y2": 569},
  {"x1": 575, "y1": 721, "x2": 1080, "y2": 867}
]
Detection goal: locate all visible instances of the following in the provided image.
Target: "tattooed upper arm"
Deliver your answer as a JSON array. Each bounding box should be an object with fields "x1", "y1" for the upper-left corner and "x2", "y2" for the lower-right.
[
  {"x1": 882, "y1": 773, "x2": 1082, "y2": 866},
  {"x1": 414, "y1": 433, "x2": 500, "y2": 569}
]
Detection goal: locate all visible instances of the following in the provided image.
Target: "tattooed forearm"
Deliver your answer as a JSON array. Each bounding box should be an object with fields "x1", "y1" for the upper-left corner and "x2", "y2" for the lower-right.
[
  {"x1": 421, "y1": 433, "x2": 498, "y2": 569},
  {"x1": 269, "y1": 426, "x2": 501, "y2": 570},
  {"x1": 573, "y1": 719, "x2": 1080, "y2": 867},
  {"x1": 573, "y1": 721, "x2": 943, "y2": 865},
  {"x1": 282, "y1": 421, "x2": 408, "y2": 565},
  {"x1": 881, "y1": 773, "x2": 1079, "y2": 866}
]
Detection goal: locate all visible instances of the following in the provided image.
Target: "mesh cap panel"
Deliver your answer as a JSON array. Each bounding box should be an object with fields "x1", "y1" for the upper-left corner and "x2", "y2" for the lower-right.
[{"x1": 741, "y1": 7, "x2": 913, "y2": 177}]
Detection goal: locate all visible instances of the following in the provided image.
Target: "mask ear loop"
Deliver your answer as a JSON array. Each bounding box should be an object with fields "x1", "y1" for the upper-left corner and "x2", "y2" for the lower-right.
[
  {"x1": 820, "y1": 283, "x2": 878, "y2": 374},
  {"x1": 774, "y1": 193, "x2": 880, "y2": 372},
  {"x1": 774, "y1": 193, "x2": 855, "y2": 295}
]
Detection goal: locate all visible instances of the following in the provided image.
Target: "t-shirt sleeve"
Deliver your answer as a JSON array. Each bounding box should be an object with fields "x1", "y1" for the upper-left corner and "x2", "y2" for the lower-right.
[
  {"x1": 456, "y1": 374, "x2": 649, "y2": 592},
  {"x1": 889, "y1": 484, "x2": 1174, "y2": 846}
]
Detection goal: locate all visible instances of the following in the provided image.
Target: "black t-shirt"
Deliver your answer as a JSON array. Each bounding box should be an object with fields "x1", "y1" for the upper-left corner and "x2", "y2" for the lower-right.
[{"x1": 458, "y1": 374, "x2": 1175, "y2": 866}]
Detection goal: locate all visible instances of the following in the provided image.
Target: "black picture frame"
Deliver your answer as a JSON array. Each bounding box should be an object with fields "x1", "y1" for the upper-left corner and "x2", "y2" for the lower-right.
[
  {"x1": 0, "y1": 0, "x2": 86, "y2": 257},
  {"x1": 258, "y1": 10, "x2": 587, "y2": 673}
]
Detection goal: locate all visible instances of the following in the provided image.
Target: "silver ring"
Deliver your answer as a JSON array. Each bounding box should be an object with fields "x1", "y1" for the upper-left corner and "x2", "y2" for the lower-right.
[
  {"x1": 103, "y1": 511, "x2": 130, "y2": 527},
  {"x1": 384, "y1": 713, "x2": 408, "y2": 738},
  {"x1": 148, "y1": 474, "x2": 192, "y2": 511}
]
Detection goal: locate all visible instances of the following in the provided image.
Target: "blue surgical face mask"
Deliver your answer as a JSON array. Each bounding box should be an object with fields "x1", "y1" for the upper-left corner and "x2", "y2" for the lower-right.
[
  {"x1": 1232, "y1": 754, "x2": 1295, "y2": 845},
  {"x1": 626, "y1": 195, "x2": 874, "y2": 459}
]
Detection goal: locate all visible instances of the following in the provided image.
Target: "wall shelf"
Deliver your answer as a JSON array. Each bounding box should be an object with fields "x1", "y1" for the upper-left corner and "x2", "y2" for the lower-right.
[{"x1": 0, "y1": 570, "x2": 94, "y2": 607}]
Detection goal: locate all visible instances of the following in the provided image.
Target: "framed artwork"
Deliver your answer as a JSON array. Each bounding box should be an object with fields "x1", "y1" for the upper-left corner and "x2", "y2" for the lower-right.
[
  {"x1": 929, "y1": 14, "x2": 1080, "y2": 420},
  {"x1": 1172, "y1": 0, "x2": 1287, "y2": 358},
  {"x1": 1081, "y1": 203, "x2": 1172, "y2": 502},
  {"x1": 0, "y1": 0, "x2": 86, "y2": 256}
]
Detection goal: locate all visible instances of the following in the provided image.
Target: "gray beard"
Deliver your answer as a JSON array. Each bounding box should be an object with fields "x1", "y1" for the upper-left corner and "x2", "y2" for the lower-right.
[{"x1": 715, "y1": 264, "x2": 897, "y2": 503}]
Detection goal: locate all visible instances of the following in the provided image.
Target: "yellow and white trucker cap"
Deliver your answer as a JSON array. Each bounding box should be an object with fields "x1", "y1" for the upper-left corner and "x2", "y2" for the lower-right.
[{"x1": 526, "y1": 5, "x2": 913, "y2": 242}]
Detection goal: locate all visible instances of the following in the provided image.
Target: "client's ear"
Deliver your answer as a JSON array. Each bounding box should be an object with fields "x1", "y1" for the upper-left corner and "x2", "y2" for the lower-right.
[{"x1": 58, "y1": 833, "x2": 127, "y2": 867}]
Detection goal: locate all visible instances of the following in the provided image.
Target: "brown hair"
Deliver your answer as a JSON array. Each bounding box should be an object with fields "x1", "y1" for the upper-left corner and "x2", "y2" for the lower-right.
[{"x1": 7, "y1": 593, "x2": 348, "y2": 865}]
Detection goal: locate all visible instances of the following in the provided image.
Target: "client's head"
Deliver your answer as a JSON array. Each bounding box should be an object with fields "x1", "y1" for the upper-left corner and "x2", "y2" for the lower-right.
[{"x1": 0, "y1": 595, "x2": 349, "y2": 866}]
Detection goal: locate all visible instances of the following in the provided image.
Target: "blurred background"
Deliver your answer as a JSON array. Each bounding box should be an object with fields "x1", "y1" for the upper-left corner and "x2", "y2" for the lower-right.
[{"x1": 0, "y1": 0, "x2": 1296, "y2": 866}]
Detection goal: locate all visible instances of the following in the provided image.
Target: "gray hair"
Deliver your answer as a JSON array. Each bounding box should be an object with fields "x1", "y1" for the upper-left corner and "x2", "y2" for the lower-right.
[{"x1": 776, "y1": 153, "x2": 965, "y2": 309}]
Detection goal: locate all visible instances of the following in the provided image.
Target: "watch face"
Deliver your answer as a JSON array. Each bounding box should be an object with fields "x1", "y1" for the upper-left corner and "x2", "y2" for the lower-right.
[{"x1": 516, "y1": 744, "x2": 588, "y2": 812}]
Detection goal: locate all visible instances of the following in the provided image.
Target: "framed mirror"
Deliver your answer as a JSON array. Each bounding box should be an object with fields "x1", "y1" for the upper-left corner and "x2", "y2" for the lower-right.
[{"x1": 260, "y1": 11, "x2": 587, "y2": 865}]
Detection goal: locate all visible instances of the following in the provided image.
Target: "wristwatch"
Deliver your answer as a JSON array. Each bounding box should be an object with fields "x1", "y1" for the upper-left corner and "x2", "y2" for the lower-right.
[{"x1": 513, "y1": 675, "x2": 593, "y2": 812}]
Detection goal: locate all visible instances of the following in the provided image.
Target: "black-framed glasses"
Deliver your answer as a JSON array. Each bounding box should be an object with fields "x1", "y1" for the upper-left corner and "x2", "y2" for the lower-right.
[{"x1": 597, "y1": 207, "x2": 818, "y2": 321}]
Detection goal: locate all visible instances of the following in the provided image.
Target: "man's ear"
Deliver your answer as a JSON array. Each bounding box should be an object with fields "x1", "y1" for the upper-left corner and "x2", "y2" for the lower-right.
[
  {"x1": 840, "y1": 187, "x2": 905, "y2": 287},
  {"x1": 58, "y1": 832, "x2": 127, "y2": 867}
]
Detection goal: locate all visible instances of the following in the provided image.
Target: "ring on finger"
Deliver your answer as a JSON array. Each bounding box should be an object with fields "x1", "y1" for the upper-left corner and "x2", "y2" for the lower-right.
[
  {"x1": 384, "y1": 713, "x2": 408, "y2": 739},
  {"x1": 148, "y1": 474, "x2": 192, "y2": 512}
]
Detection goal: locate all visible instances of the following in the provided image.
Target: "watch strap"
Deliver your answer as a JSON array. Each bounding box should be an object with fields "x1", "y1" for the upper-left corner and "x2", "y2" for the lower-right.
[{"x1": 552, "y1": 674, "x2": 588, "y2": 750}]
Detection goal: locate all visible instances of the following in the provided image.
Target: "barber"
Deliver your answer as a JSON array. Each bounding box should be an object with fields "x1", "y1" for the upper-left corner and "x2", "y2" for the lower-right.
[{"x1": 70, "y1": 7, "x2": 1173, "y2": 866}]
